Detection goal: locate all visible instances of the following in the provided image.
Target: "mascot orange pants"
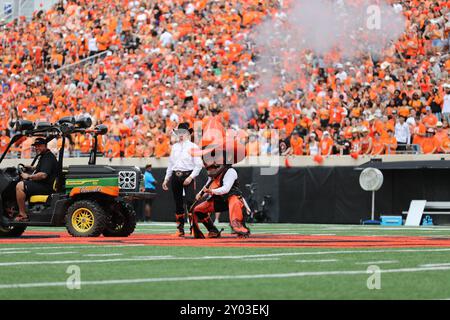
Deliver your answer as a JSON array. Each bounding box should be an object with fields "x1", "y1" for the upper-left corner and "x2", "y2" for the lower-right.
[{"x1": 190, "y1": 194, "x2": 250, "y2": 238}]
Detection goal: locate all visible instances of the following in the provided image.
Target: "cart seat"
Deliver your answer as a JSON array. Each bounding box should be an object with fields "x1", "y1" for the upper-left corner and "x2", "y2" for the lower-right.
[{"x1": 29, "y1": 195, "x2": 49, "y2": 203}]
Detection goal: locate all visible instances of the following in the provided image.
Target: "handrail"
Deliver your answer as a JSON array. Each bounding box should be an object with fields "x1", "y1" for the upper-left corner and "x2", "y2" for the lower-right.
[{"x1": 46, "y1": 50, "x2": 112, "y2": 75}]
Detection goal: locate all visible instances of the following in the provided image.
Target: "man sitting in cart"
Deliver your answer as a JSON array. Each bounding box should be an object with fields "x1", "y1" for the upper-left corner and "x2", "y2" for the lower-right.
[{"x1": 14, "y1": 138, "x2": 58, "y2": 222}]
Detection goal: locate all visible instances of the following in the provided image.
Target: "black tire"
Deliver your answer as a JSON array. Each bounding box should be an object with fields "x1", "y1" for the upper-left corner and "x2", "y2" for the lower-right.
[
  {"x1": 103, "y1": 201, "x2": 136, "y2": 237},
  {"x1": 0, "y1": 225, "x2": 27, "y2": 237},
  {"x1": 65, "y1": 200, "x2": 107, "y2": 237}
]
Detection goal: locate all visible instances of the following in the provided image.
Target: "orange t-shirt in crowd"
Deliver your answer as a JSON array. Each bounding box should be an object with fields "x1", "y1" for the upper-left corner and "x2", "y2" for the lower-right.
[
  {"x1": 351, "y1": 138, "x2": 361, "y2": 154},
  {"x1": 371, "y1": 139, "x2": 385, "y2": 155},
  {"x1": 0, "y1": 135, "x2": 10, "y2": 153},
  {"x1": 360, "y1": 136, "x2": 372, "y2": 154},
  {"x1": 423, "y1": 114, "x2": 438, "y2": 127},
  {"x1": 420, "y1": 136, "x2": 440, "y2": 154},
  {"x1": 290, "y1": 136, "x2": 304, "y2": 155},
  {"x1": 125, "y1": 137, "x2": 137, "y2": 157},
  {"x1": 105, "y1": 139, "x2": 120, "y2": 158},
  {"x1": 383, "y1": 136, "x2": 397, "y2": 154},
  {"x1": 320, "y1": 137, "x2": 333, "y2": 155},
  {"x1": 441, "y1": 137, "x2": 450, "y2": 153},
  {"x1": 435, "y1": 129, "x2": 447, "y2": 152},
  {"x1": 155, "y1": 137, "x2": 170, "y2": 158},
  {"x1": 80, "y1": 136, "x2": 92, "y2": 154}
]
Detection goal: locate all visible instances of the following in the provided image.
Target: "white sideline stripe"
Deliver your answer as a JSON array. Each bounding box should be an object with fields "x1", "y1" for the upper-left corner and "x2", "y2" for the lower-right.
[
  {"x1": 83, "y1": 253, "x2": 123, "y2": 257},
  {"x1": 0, "y1": 244, "x2": 144, "y2": 252},
  {"x1": 420, "y1": 263, "x2": 450, "y2": 267},
  {"x1": 3, "y1": 248, "x2": 450, "y2": 267},
  {"x1": 137, "y1": 222, "x2": 174, "y2": 226},
  {"x1": 0, "y1": 251, "x2": 30, "y2": 255},
  {"x1": 35, "y1": 252, "x2": 77, "y2": 256},
  {"x1": 132, "y1": 256, "x2": 176, "y2": 259},
  {"x1": 0, "y1": 256, "x2": 176, "y2": 267},
  {"x1": 2, "y1": 265, "x2": 450, "y2": 289},
  {"x1": 296, "y1": 259, "x2": 338, "y2": 263},
  {"x1": 241, "y1": 258, "x2": 280, "y2": 261},
  {"x1": 310, "y1": 234, "x2": 336, "y2": 236},
  {"x1": 355, "y1": 260, "x2": 399, "y2": 265}
]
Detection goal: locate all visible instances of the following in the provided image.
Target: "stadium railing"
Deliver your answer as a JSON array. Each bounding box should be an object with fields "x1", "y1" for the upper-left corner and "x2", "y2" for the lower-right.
[{"x1": 46, "y1": 50, "x2": 112, "y2": 75}]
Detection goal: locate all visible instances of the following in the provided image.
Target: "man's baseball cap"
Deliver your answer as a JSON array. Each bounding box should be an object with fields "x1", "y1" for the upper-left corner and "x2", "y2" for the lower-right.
[{"x1": 32, "y1": 138, "x2": 47, "y2": 146}]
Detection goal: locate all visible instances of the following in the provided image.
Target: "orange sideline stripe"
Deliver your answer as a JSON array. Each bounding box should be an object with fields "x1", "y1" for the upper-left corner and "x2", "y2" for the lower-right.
[{"x1": 2, "y1": 231, "x2": 450, "y2": 248}]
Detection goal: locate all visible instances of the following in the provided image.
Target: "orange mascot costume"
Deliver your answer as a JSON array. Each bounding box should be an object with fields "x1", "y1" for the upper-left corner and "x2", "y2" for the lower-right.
[{"x1": 189, "y1": 116, "x2": 251, "y2": 239}]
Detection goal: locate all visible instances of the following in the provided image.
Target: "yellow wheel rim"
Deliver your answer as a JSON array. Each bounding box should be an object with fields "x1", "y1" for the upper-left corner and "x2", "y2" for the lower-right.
[{"x1": 71, "y1": 208, "x2": 95, "y2": 233}]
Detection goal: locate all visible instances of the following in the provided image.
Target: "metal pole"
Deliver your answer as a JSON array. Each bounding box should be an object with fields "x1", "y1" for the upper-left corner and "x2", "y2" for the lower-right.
[{"x1": 371, "y1": 191, "x2": 375, "y2": 220}]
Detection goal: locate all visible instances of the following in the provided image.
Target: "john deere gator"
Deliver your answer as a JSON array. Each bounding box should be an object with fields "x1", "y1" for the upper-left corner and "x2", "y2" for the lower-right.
[{"x1": 0, "y1": 117, "x2": 154, "y2": 237}]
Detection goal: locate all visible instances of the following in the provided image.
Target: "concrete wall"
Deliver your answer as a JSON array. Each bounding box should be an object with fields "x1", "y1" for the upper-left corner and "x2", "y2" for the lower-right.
[{"x1": 2, "y1": 154, "x2": 449, "y2": 168}]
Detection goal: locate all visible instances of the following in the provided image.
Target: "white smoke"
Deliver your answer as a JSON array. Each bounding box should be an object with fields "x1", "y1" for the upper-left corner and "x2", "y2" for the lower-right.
[{"x1": 247, "y1": 0, "x2": 406, "y2": 99}]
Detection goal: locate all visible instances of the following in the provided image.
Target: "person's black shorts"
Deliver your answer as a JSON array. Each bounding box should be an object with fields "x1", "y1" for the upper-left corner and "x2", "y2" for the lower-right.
[
  {"x1": 145, "y1": 188, "x2": 155, "y2": 206},
  {"x1": 24, "y1": 181, "x2": 53, "y2": 197}
]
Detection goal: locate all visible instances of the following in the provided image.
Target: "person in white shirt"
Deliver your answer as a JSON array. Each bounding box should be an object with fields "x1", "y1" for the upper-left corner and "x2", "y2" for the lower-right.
[
  {"x1": 162, "y1": 123, "x2": 203, "y2": 237},
  {"x1": 395, "y1": 116, "x2": 411, "y2": 146},
  {"x1": 442, "y1": 84, "x2": 450, "y2": 124},
  {"x1": 159, "y1": 30, "x2": 174, "y2": 48},
  {"x1": 87, "y1": 35, "x2": 98, "y2": 56}
]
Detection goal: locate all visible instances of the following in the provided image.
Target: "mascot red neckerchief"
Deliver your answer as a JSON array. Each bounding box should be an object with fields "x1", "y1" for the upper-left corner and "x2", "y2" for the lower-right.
[{"x1": 189, "y1": 116, "x2": 250, "y2": 239}]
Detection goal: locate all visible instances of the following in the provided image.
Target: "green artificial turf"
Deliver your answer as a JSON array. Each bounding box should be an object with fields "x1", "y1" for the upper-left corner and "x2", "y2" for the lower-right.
[{"x1": 0, "y1": 223, "x2": 450, "y2": 300}]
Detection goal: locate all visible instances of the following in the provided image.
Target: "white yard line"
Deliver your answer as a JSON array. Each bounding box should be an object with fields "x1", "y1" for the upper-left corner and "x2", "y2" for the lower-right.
[
  {"x1": 241, "y1": 258, "x2": 280, "y2": 261},
  {"x1": 0, "y1": 251, "x2": 30, "y2": 255},
  {"x1": 35, "y1": 252, "x2": 78, "y2": 256},
  {"x1": 2, "y1": 265, "x2": 450, "y2": 289},
  {"x1": 355, "y1": 260, "x2": 399, "y2": 265},
  {"x1": 0, "y1": 244, "x2": 144, "y2": 252},
  {"x1": 132, "y1": 256, "x2": 175, "y2": 259},
  {"x1": 419, "y1": 263, "x2": 450, "y2": 267},
  {"x1": 3, "y1": 248, "x2": 450, "y2": 267},
  {"x1": 83, "y1": 253, "x2": 123, "y2": 257},
  {"x1": 296, "y1": 259, "x2": 338, "y2": 263}
]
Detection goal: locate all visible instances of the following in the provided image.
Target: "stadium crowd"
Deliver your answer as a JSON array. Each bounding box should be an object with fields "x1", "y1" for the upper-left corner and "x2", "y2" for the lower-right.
[{"x1": 2, "y1": 0, "x2": 450, "y2": 160}]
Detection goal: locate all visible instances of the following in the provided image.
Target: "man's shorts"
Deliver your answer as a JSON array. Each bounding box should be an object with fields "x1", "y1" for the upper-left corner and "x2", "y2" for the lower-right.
[
  {"x1": 24, "y1": 181, "x2": 53, "y2": 198},
  {"x1": 145, "y1": 188, "x2": 155, "y2": 206}
]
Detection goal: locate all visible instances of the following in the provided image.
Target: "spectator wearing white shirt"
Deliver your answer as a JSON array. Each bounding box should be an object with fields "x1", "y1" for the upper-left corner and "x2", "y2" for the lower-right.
[
  {"x1": 442, "y1": 84, "x2": 450, "y2": 124},
  {"x1": 162, "y1": 123, "x2": 203, "y2": 237},
  {"x1": 395, "y1": 116, "x2": 411, "y2": 149},
  {"x1": 87, "y1": 34, "x2": 98, "y2": 56},
  {"x1": 160, "y1": 29, "x2": 174, "y2": 48},
  {"x1": 123, "y1": 112, "x2": 134, "y2": 129}
]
